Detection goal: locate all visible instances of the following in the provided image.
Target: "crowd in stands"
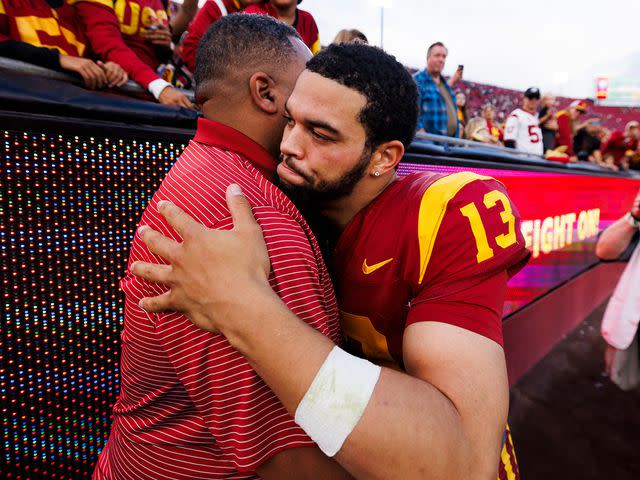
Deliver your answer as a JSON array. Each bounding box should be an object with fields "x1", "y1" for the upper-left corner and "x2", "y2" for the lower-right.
[
  {"x1": 409, "y1": 41, "x2": 640, "y2": 171},
  {"x1": 2, "y1": 0, "x2": 639, "y2": 172}
]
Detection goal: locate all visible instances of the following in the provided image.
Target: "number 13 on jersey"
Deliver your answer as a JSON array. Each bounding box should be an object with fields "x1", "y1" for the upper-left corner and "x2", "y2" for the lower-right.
[{"x1": 460, "y1": 189, "x2": 517, "y2": 263}]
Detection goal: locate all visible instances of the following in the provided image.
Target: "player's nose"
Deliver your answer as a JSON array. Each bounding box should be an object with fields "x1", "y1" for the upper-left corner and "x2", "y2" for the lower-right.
[{"x1": 280, "y1": 124, "x2": 304, "y2": 159}]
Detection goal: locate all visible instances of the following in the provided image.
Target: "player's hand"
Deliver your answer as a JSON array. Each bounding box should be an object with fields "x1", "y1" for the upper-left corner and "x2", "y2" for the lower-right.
[
  {"x1": 59, "y1": 55, "x2": 107, "y2": 90},
  {"x1": 132, "y1": 185, "x2": 272, "y2": 333},
  {"x1": 630, "y1": 188, "x2": 640, "y2": 219},
  {"x1": 158, "y1": 86, "x2": 194, "y2": 109},
  {"x1": 141, "y1": 18, "x2": 172, "y2": 48},
  {"x1": 97, "y1": 60, "x2": 128, "y2": 88}
]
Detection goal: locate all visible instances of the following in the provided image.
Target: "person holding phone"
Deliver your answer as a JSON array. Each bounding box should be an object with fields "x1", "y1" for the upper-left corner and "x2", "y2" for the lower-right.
[{"x1": 413, "y1": 42, "x2": 460, "y2": 137}]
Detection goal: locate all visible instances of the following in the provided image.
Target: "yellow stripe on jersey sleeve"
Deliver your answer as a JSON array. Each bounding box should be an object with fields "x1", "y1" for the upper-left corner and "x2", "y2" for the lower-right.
[
  {"x1": 0, "y1": 1, "x2": 6, "y2": 15},
  {"x1": 66, "y1": 0, "x2": 115, "y2": 9},
  {"x1": 417, "y1": 172, "x2": 493, "y2": 284},
  {"x1": 310, "y1": 37, "x2": 321, "y2": 55}
]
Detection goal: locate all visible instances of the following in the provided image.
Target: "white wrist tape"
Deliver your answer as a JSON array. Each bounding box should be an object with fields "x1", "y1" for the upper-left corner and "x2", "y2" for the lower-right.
[
  {"x1": 294, "y1": 346, "x2": 381, "y2": 457},
  {"x1": 148, "y1": 78, "x2": 171, "y2": 100}
]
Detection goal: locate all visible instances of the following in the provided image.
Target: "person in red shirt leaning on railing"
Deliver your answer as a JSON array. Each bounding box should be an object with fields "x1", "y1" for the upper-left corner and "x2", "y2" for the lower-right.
[
  {"x1": 601, "y1": 120, "x2": 640, "y2": 170},
  {"x1": 555, "y1": 99, "x2": 590, "y2": 162},
  {"x1": 69, "y1": 0, "x2": 193, "y2": 108},
  {"x1": 245, "y1": 0, "x2": 320, "y2": 54},
  {"x1": 179, "y1": 0, "x2": 262, "y2": 73},
  {"x1": 0, "y1": 0, "x2": 127, "y2": 89}
]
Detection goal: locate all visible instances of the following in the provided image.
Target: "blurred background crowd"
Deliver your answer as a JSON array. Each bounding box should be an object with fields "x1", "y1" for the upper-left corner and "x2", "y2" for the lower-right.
[{"x1": 2, "y1": 0, "x2": 639, "y2": 171}]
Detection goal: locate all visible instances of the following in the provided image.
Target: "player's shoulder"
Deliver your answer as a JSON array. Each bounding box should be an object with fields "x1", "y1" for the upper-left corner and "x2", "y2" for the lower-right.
[
  {"x1": 556, "y1": 109, "x2": 569, "y2": 118},
  {"x1": 394, "y1": 171, "x2": 503, "y2": 208},
  {"x1": 507, "y1": 109, "x2": 523, "y2": 119}
]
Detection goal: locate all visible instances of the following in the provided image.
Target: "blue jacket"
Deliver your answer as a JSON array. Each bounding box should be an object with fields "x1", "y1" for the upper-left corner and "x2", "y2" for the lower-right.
[{"x1": 413, "y1": 69, "x2": 459, "y2": 137}]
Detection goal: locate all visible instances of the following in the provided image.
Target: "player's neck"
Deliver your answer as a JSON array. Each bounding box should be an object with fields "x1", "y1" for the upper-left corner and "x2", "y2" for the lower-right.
[
  {"x1": 523, "y1": 105, "x2": 536, "y2": 115},
  {"x1": 320, "y1": 173, "x2": 398, "y2": 231},
  {"x1": 273, "y1": 4, "x2": 297, "y2": 25}
]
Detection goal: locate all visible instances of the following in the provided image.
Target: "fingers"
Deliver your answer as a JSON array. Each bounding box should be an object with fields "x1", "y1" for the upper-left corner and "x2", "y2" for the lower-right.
[
  {"x1": 225, "y1": 184, "x2": 258, "y2": 231},
  {"x1": 82, "y1": 62, "x2": 107, "y2": 90},
  {"x1": 156, "y1": 201, "x2": 202, "y2": 242},
  {"x1": 130, "y1": 260, "x2": 172, "y2": 285},
  {"x1": 138, "y1": 224, "x2": 181, "y2": 261},
  {"x1": 139, "y1": 290, "x2": 173, "y2": 313},
  {"x1": 178, "y1": 95, "x2": 194, "y2": 109}
]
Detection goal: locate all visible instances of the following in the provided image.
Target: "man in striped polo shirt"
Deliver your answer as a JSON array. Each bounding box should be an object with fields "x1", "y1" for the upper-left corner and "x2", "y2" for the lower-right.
[{"x1": 94, "y1": 15, "x2": 352, "y2": 479}]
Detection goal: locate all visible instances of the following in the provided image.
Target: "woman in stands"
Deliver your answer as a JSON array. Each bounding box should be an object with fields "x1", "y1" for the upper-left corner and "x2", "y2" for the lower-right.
[
  {"x1": 455, "y1": 90, "x2": 468, "y2": 137},
  {"x1": 0, "y1": 0, "x2": 128, "y2": 89}
]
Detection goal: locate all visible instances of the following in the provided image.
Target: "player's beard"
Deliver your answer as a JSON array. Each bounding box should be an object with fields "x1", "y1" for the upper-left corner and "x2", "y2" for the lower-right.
[{"x1": 277, "y1": 147, "x2": 372, "y2": 208}]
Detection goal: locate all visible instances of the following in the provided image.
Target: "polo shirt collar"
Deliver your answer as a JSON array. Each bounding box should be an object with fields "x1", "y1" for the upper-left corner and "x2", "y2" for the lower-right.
[{"x1": 194, "y1": 117, "x2": 277, "y2": 180}]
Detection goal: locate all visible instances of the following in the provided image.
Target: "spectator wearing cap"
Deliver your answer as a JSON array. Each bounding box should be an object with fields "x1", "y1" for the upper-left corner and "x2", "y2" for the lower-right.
[
  {"x1": 503, "y1": 87, "x2": 544, "y2": 156},
  {"x1": 602, "y1": 121, "x2": 640, "y2": 170},
  {"x1": 413, "y1": 42, "x2": 462, "y2": 137},
  {"x1": 555, "y1": 99, "x2": 589, "y2": 162}
]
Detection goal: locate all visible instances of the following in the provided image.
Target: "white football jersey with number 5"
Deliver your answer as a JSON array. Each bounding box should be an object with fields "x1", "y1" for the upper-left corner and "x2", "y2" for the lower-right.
[{"x1": 504, "y1": 108, "x2": 544, "y2": 156}]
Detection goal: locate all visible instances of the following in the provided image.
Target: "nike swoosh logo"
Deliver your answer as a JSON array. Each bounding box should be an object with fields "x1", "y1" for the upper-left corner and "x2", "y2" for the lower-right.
[{"x1": 362, "y1": 257, "x2": 394, "y2": 275}]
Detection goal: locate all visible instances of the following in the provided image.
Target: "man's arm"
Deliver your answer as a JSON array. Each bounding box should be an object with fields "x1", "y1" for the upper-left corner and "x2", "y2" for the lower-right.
[
  {"x1": 72, "y1": 1, "x2": 192, "y2": 107},
  {"x1": 596, "y1": 188, "x2": 640, "y2": 260},
  {"x1": 132, "y1": 189, "x2": 508, "y2": 479}
]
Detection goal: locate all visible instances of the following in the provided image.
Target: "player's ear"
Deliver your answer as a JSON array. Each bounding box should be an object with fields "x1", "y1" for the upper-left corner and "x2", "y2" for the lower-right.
[
  {"x1": 369, "y1": 140, "x2": 405, "y2": 177},
  {"x1": 249, "y1": 72, "x2": 278, "y2": 115}
]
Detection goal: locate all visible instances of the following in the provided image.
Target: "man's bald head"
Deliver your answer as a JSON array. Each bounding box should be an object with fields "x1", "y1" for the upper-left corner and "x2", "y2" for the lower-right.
[{"x1": 194, "y1": 14, "x2": 302, "y2": 104}]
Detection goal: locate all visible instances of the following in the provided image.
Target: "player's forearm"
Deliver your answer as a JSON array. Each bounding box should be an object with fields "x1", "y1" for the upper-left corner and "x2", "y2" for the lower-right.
[
  {"x1": 215, "y1": 287, "x2": 479, "y2": 479},
  {"x1": 217, "y1": 281, "x2": 335, "y2": 414},
  {"x1": 336, "y1": 368, "x2": 477, "y2": 479},
  {"x1": 596, "y1": 216, "x2": 637, "y2": 260}
]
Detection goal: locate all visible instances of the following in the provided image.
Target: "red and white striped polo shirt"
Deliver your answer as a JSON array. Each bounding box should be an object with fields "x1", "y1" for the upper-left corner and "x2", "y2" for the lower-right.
[{"x1": 94, "y1": 118, "x2": 341, "y2": 479}]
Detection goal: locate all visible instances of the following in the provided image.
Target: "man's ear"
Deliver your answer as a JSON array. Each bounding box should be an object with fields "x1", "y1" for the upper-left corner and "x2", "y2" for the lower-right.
[
  {"x1": 249, "y1": 71, "x2": 278, "y2": 115},
  {"x1": 369, "y1": 140, "x2": 405, "y2": 176}
]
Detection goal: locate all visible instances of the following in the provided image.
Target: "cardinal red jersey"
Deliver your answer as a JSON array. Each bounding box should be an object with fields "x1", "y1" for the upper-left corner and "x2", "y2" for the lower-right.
[
  {"x1": 245, "y1": 2, "x2": 320, "y2": 54},
  {"x1": 555, "y1": 110, "x2": 574, "y2": 156},
  {"x1": 0, "y1": 0, "x2": 87, "y2": 57},
  {"x1": 179, "y1": 0, "x2": 242, "y2": 72},
  {"x1": 71, "y1": 0, "x2": 169, "y2": 69},
  {"x1": 333, "y1": 171, "x2": 529, "y2": 480}
]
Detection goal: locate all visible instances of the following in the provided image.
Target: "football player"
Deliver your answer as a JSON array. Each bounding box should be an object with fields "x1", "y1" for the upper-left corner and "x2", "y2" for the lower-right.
[{"x1": 131, "y1": 43, "x2": 529, "y2": 479}]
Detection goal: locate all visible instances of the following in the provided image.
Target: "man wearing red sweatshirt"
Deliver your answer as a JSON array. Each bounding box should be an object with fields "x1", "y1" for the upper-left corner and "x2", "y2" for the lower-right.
[
  {"x1": 69, "y1": 0, "x2": 192, "y2": 108},
  {"x1": 246, "y1": 0, "x2": 320, "y2": 54},
  {"x1": 179, "y1": 0, "x2": 261, "y2": 72},
  {"x1": 555, "y1": 99, "x2": 588, "y2": 161}
]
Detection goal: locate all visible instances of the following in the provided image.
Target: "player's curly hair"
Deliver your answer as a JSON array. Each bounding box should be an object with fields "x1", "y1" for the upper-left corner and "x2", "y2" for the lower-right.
[
  {"x1": 306, "y1": 43, "x2": 418, "y2": 149},
  {"x1": 194, "y1": 14, "x2": 300, "y2": 104}
]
